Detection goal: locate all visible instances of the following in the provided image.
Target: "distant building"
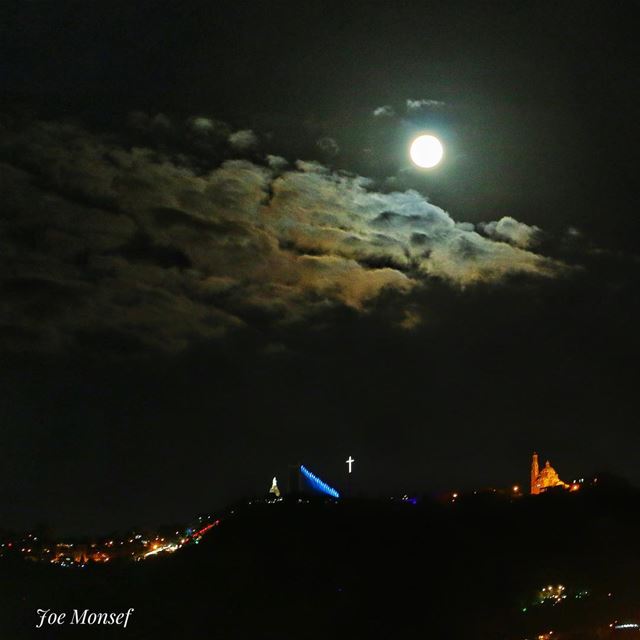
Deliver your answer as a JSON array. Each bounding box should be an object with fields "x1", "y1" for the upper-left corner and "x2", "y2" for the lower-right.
[{"x1": 530, "y1": 452, "x2": 570, "y2": 494}]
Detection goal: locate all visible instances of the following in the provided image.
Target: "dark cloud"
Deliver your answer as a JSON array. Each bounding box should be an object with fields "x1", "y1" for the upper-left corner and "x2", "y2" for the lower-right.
[
  {"x1": 127, "y1": 111, "x2": 173, "y2": 133},
  {"x1": 0, "y1": 114, "x2": 566, "y2": 355},
  {"x1": 316, "y1": 136, "x2": 340, "y2": 156}
]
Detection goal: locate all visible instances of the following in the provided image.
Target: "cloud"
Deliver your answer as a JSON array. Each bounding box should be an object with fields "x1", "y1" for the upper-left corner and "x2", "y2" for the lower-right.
[
  {"x1": 316, "y1": 136, "x2": 340, "y2": 156},
  {"x1": 266, "y1": 154, "x2": 288, "y2": 172},
  {"x1": 426, "y1": 231, "x2": 554, "y2": 283},
  {"x1": 228, "y1": 129, "x2": 258, "y2": 150},
  {"x1": 406, "y1": 98, "x2": 446, "y2": 111},
  {"x1": 0, "y1": 115, "x2": 565, "y2": 354},
  {"x1": 481, "y1": 216, "x2": 541, "y2": 248},
  {"x1": 373, "y1": 105, "x2": 395, "y2": 117},
  {"x1": 186, "y1": 116, "x2": 230, "y2": 138},
  {"x1": 127, "y1": 111, "x2": 173, "y2": 132}
]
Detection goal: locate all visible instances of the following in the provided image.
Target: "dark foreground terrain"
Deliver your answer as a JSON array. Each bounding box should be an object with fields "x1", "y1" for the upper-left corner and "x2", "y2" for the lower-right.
[{"x1": 3, "y1": 484, "x2": 640, "y2": 639}]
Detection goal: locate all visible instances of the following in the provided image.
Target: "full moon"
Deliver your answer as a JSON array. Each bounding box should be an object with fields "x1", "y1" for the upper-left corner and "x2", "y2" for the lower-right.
[{"x1": 410, "y1": 134, "x2": 443, "y2": 168}]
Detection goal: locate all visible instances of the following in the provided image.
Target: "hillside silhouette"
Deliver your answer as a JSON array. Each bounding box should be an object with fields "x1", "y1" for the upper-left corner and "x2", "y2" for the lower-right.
[{"x1": 3, "y1": 482, "x2": 640, "y2": 639}]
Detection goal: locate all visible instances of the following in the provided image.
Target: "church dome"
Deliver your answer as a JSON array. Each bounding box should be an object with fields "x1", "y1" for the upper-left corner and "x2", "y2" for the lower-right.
[{"x1": 534, "y1": 460, "x2": 568, "y2": 492}]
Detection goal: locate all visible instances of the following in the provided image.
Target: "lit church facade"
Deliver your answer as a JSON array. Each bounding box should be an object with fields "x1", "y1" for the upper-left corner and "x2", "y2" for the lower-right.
[{"x1": 530, "y1": 452, "x2": 570, "y2": 495}]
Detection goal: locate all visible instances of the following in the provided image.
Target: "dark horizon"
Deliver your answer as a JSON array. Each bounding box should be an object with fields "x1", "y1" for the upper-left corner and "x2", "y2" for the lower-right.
[{"x1": 0, "y1": 467, "x2": 630, "y2": 541}]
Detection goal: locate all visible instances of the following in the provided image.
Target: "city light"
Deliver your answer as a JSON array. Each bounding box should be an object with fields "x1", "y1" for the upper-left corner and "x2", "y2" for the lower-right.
[
  {"x1": 537, "y1": 584, "x2": 567, "y2": 606},
  {"x1": 0, "y1": 513, "x2": 223, "y2": 567}
]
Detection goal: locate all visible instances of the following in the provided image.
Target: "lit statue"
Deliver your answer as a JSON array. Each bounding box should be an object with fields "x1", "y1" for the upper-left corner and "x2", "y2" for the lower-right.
[{"x1": 269, "y1": 476, "x2": 281, "y2": 498}]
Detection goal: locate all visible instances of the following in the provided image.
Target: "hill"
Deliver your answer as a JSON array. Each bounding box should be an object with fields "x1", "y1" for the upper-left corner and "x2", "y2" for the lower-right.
[{"x1": 3, "y1": 487, "x2": 640, "y2": 639}]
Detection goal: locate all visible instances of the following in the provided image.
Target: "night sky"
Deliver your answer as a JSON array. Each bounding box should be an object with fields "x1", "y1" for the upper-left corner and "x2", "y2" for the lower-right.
[{"x1": 1, "y1": 1, "x2": 638, "y2": 534}]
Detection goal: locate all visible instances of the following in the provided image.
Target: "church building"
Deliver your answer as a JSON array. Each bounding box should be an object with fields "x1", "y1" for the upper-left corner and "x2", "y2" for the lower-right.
[{"x1": 530, "y1": 452, "x2": 569, "y2": 494}]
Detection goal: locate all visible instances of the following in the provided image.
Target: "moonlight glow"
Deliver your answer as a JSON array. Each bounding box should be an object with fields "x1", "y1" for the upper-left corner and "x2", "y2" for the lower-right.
[{"x1": 410, "y1": 134, "x2": 443, "y2": 168}]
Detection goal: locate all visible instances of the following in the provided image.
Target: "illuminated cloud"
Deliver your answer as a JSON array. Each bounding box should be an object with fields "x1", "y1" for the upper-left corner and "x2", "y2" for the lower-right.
[
  {"x1": 187, "y1": 115, "x2": 230, "y2": 138},
  {"x1": 373, "y1": 105, "x2": 395, "y2": 117},
  {"x1": 481, "y1": 216, "x2": 541, "y2": 248},
  {"x1": 0, "y1": 116, "x2": 565, "y2": 353},
  {"x1": 406, "y1": 98, "x2": 446, "y2": 111},
  {"x1": 266, "y1": 154, "x2": 288, "y2": 171},
  {"x1": 228, "y1": 129, "x2": 258, "y2": 150}
]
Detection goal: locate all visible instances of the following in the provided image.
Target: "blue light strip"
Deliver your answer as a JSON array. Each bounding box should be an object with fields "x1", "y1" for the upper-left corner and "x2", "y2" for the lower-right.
[{"x1": 299, "y1": 465, "x2": 340, "y2": 499}]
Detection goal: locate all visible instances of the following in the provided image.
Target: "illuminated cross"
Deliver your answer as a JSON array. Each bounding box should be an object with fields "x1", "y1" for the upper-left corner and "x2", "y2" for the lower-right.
[{"x1": 346, "y1": 456, "x2": 355, "y2": 474}]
